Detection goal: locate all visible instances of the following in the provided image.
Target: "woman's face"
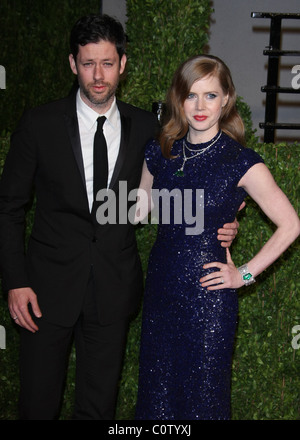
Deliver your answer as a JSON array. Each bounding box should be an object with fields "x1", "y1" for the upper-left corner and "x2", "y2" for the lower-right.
[{"x1": 183, "y1": 74, "x2": 229, "y2": 143}]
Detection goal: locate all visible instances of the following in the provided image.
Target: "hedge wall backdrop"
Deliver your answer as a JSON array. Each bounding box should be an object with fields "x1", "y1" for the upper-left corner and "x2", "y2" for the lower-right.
[{"x1": 0, "y1": 0, "x2": 299, "y2": 420}]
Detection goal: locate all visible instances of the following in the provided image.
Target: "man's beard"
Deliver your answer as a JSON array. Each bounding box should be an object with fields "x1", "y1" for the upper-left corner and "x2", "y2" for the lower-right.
[{"x1": 80, "y1": 81, "x2": 118, "y2": 109}]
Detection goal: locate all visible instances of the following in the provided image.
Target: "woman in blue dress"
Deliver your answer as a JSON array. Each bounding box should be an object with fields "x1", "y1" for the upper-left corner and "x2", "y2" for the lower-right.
[{"x1": 135, "y1": 55, "x2": 300, "y2": 420}]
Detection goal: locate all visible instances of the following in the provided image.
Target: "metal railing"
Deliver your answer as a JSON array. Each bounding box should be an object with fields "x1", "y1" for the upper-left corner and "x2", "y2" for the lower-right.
[{"x1": 252, "y1": 12, "x2": 300, "y2": 143}]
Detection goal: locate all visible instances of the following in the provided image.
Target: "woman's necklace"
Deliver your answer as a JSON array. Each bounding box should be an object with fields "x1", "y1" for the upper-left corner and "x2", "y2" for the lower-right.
[{"x1": 174, "y1": 131, "x2": 222, "y2": 177}]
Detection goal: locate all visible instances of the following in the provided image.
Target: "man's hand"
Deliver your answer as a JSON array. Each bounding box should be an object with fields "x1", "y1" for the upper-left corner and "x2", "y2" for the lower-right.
[
  {"x1": 8, "y1": 287, "x2": 42, "y2": 333},
  {"x1": 218, "y1": 220, "x2": 239, "y2": 247},
  {"x1": 218, "y1": 202, "x2": 245, "y2": 247}
]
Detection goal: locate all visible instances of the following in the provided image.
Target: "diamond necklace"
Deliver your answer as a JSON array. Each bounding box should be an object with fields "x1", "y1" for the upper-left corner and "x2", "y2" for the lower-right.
[{"x1": 174, "y1": 131, "x2": 222, "y2": 177}]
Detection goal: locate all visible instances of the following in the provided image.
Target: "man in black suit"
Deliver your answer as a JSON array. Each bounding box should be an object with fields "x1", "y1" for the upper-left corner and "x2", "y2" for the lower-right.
[{"x1": 0, "y1": 14, "x2": 238, "y2": 420}]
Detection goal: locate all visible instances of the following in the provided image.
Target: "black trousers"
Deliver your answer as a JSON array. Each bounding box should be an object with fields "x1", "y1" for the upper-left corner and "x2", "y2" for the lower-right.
[{"x1": 19, "y1": 275, "x2": 129, "y2": 420}]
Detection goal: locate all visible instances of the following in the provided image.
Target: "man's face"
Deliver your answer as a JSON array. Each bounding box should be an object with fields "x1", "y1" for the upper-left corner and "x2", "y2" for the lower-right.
[{"x1": 69, "y1": 40, "x2": 126, "y2": 113}]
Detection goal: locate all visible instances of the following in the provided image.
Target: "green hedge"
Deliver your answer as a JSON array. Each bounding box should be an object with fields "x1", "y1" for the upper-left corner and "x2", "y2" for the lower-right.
[{"x1": 119, "y1": 0, "x2": 212, "y2": 109}]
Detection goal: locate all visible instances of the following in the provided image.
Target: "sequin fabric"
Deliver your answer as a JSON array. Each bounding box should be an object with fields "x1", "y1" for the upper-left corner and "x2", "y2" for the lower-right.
[{"x1": 135, "y1": 131, "x2": 264, "y2": 420}]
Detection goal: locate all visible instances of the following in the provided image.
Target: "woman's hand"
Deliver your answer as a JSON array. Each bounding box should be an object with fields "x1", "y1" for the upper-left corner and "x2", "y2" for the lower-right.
[{"x1": 200, "y1": 248, "x2": 244, "y2": 290}]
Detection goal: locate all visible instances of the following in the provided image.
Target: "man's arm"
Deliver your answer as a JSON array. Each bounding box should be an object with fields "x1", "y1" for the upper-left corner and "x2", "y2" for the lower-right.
[{"x1": 0, "y1": 112, "x2": 40, "y2": 330}]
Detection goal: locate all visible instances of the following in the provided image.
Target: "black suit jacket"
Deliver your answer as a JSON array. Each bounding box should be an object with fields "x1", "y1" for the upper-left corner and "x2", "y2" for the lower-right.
[{"x1": 0, "y1": 91, "x2": 157, "y2": 326}]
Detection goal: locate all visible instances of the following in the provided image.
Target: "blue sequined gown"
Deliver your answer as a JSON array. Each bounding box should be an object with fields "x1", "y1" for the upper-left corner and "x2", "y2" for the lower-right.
[{"x1": 135, "y1": 131, "x2": 263, "y2": 420}]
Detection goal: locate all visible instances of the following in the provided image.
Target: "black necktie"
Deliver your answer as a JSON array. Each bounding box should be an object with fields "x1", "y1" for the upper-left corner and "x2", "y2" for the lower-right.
[{"x1": 93, "y1": 116, "x2": 108, "y2": 204}]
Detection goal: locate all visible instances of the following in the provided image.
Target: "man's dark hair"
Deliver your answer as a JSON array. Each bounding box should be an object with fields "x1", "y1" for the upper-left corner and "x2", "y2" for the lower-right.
[{"x1": 70, "y1": 14, "x2": 127, "y2": 61}]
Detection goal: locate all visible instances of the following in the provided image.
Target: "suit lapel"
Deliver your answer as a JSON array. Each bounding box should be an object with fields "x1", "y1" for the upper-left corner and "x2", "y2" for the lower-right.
[
  {"x1": 64, "y1": 90, "x2": 86, "y2": 187},
  {"x1": 65, "y1": 115, "x2": 86, "y2": 187},
  {"x1": 109, "y1": 112, "x2": 131, "y2": 191}
]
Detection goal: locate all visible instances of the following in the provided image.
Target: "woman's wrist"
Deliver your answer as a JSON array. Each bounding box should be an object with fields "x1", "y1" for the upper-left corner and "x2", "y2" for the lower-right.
[{"x1": 237, "y1": 264, "x2": 256, "y2": 286}]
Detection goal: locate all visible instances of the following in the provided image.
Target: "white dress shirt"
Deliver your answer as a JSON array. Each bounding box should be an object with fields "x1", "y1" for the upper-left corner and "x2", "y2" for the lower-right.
[{"x1": 76, "y1": 90, "x2": 121, "y2": 211}]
